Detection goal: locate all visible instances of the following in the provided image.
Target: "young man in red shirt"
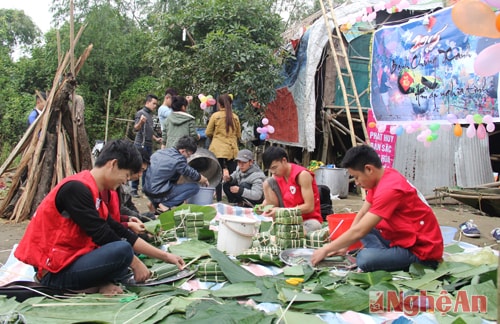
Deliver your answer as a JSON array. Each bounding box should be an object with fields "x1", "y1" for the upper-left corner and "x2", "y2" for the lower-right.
[
  {"x1": 261, "y1": 146, "x2": 323, "y2": 233},
  {"x1": 311, "y1": 145, "x2": 443, "y2": 272}
]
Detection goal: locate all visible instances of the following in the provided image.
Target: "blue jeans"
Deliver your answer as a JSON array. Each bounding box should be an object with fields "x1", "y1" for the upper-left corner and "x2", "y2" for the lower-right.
[
  {"x1": 131, "y1": 145, "x2": 152, "y2": 191},
  {"x1": 357, "y1": 229, "x2": 438, "y2": 272},
  {"x1": 41, "y1": 241, "x2": 133, "y2": 290},
  {"x1": 151, "y1": 182, "x2": 200, "y2": 208}
]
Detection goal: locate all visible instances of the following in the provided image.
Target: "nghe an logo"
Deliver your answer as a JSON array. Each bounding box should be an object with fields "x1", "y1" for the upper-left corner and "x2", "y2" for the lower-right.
[{"x1": 369, "y1": 290, "x2": 487, "y2": 316}]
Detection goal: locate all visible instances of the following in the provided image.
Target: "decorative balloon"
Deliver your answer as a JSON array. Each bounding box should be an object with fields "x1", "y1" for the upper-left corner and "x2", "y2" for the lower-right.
[
  {"x1": 466, "y1": 124, "x2": 476, "y2": 138},
  {"x1": 453, "y1": 123, "x2": 463, "y2": 137},
  {"x1": 256, "y1": 117, "x2": 274, "y2": 141},
  {"x1": 451, "y1": 0, "x2": 500, "y2": 38},
  {"x1": 198, "y1": 94, "x2": 216, "y2": 110},
  {"x1": 477, "y1": 123, "x2": 487, "y2": 140},
  {"x1": 446, "y1": 113, "x2": 458, "y2": 124}
]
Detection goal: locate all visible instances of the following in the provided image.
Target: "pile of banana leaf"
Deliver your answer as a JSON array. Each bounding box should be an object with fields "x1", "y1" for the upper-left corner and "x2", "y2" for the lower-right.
[{"x1": 0, "y1": 243, "x2": 497, "y2": 323}]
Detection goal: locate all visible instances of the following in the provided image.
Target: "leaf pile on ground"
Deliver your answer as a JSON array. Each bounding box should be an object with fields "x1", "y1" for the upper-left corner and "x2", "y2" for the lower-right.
[{"x1": 0, "y1": 244, "x2": 497, "y2": 323}]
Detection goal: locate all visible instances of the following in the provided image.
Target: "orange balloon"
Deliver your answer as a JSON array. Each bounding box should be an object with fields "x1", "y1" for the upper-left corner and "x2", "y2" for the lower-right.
[
  {"x1": 453, "y1": 123, "x2": 463, "y2": 137},
  {"x1": 452, "y1": 0, "x2": 500, "y2": 38}
]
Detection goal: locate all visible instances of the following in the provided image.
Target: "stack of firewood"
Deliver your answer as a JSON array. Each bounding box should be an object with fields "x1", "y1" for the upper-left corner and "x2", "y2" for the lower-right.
[{"x1": 0, "y1": 27, "x2": 94, "y2": 222}]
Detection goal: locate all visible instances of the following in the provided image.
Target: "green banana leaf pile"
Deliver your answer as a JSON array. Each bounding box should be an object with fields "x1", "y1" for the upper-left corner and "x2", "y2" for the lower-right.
[{"x1": 1, "y1": 244, "x2": 496, "y2": 323}]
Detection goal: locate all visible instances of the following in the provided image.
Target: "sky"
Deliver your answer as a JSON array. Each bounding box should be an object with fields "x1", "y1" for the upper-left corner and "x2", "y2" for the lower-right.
[{"x1": 0, "y1": 0, "x2": 53, "y2": 33}]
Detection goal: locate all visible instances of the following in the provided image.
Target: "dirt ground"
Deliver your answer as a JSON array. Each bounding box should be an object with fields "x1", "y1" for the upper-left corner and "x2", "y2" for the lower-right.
[{"x1": 0, "y1": 192, "x2": 498, "y2": 266}]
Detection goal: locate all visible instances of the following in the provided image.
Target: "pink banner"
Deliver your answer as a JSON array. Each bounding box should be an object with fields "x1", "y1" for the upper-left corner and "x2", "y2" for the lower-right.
[{"x1": 367, "y1": 109, "x2": 396, "y2": 168}]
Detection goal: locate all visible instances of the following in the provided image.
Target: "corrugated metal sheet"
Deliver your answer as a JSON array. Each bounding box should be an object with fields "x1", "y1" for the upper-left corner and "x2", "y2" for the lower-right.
[{"x1": 392, "y1": 128, "x2": 493, "y2": 195}]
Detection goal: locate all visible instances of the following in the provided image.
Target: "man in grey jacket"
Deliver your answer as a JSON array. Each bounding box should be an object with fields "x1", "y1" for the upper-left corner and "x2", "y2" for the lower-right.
[
  {"x1": 143, "y1": 136, "x2": 209, "y2": 211},
  {"x1": 223, "y1": 149, "x2": 266, "y2": 207}
]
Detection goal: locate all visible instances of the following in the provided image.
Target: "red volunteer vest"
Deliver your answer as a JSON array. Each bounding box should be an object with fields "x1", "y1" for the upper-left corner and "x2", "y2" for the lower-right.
[
  {"x1": 275, "y1": 163, "x2": 322, "y2": 223},
  {"x1": 15, "y1": 171, "x2": 108, "y2": 276}
]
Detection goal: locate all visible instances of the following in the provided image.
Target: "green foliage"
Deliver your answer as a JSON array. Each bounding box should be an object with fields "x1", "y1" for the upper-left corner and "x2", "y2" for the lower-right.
[
  {"x1": 148, "y1": 0, "x2": 284, "y2": 124},
  {"x1": 0, "y1": 0, "x2": 291, "y2": 163},
  {"x1": 0, "y1": 9, "x2": 41, "y2": 52}
]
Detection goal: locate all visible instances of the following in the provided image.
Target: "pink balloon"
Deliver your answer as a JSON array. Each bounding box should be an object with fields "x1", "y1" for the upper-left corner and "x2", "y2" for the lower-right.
[
  {"x1": 422, "y1": 129, "x2": 432, "y2": 137},
  {"x1": 405, "y1": 124, "x2": 416, "y2": 134},
  {"x1": 477, "y1": 123, "x2": 487, "y2": 139},
  {"x1": 416, "y1": 133, "x2": 426, "y2": 142},
  {"x1": 261, "y1": 126, "x2": 268, "y2": 133},
  {"x1": 423, "y1": 141, "x2": 432, "y2": 148},
  {"x1": 256, "y1": 127, "x2": 262, "y2": 133},
  {"x1": 198, "y1": 94, "x2": 205, "y2": 100},
  {"x1": 374, "y1": 1, "x2": 385, "y2": 11},
  {"x1": 483, "y1": 114, "x2": 493, "y2": 124},
  {"x1": 262, "y1": 118, "x2": 269, "y2": 125},
  {"x1": 474, "y1": 43, "x2": 500, "y2": 76},
  {"x1": 267, "y1": 125, "x2": 275, "y2": 134},
  {"x1": 487, "y1": 122, "x2": 496, "y2": 132},
  {"x1": 200, "y1": 102, "x2": 207, "y2": 110},
  {"x1": 466, "y1": 124, "x2": 476, "y2": 138},
  {"x1": 207, "y1": 98, "x2": 216, "y2": 106},
  {"x1": 465, "y1": 114, "x2": 474, "y2": 124},
  {"x1": 446, "y1": 113, "x2": 458, "y2": 124},
  {"x1": 411, "y1": 121, "x2": 421, "y2": 129}
]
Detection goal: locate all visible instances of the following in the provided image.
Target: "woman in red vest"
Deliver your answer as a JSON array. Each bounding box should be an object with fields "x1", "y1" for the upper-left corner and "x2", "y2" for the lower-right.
[{"x1": 15, "y1": 140, "x2": 184, "y2": 295}]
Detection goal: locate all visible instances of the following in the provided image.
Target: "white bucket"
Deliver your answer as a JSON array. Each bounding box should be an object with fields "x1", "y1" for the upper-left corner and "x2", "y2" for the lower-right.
[
  {"x1": 440, "y1": 226, "x2": 457, "y2": 245},
  {"x1": 217, "y1": 215, "x2": 260, "y2": 256}
]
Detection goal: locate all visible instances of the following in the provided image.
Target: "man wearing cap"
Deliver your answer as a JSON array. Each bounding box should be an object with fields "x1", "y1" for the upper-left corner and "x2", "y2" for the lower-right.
[{"x1": 222, "y1": 149, "x2": 266, "y2": 207}]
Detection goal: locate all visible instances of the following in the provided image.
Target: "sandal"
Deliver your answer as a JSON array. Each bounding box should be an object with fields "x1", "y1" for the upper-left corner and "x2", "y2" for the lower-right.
[{"x1": 155, "y1": 204, "x2": 170, "y2": 215}]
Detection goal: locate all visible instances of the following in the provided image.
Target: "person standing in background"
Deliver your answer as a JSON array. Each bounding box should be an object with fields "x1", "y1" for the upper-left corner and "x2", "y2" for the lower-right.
[
  {"x1": 158, "y1": 88, "x2": 178, "y2": 134},
  {"x1": 131, "y1": 94, "x2": 161, "y2": 198},
  {"x1": 205, "y1": 93, "x2": 241, "y2": 201},
  {"x1": 27, "y1": 91, "x2": 47, "y2": 126},
  {"x1": 162, "y1": 96, "x2": 200, "y2": 149}
]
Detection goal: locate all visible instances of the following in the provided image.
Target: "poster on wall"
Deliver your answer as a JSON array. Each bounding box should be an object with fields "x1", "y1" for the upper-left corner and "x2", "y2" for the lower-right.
[
  {"x1": 370, "y1": 7, "x2": 500, "y2": 124},
  {"x1": 367, "y1": 109, "x2": 396, "y2": 168}
]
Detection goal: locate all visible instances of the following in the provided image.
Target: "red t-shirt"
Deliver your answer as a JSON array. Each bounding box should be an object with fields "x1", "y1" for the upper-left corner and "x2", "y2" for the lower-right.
[
  {"x1": 275, "y1": 163, "x2": 322, "y2": 223},
  {"x1": 367, "y1": 168, "x2": 443, "y2": 261}
]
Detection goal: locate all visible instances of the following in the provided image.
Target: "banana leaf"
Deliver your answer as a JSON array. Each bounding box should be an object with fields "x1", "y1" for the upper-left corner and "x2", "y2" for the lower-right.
[
  {"x1": 144, "y1": 219, "x2": 161, "y2": 235},
  {"x1": 148, "y1": 263, "x2": 180, "y2": 281},
  {"x1": 183, "y1": 300, "x2": 276, "y2": 324},
  {"x1": 292, "y1": 284, "x2": 369, "y2": 313},
  {"x1": 274, "y1": 309, "x2": 326, "y2": 324},
  {"x1": 278, "y1": 287, "x2": 325, "y2": 302},
  {"x1": 159, "y1": 204, "x2": 216, "y2": 231},
  {"x1": 168, "y1": 239, "x2": 213, "y2": 259},
  {"x1": 452, "y1": 280, "x2": 497, "y2": 321},
  {"x1": 209, "y1": 248, "x2": 258, "y2": 283},
  {"x1": 347, "y1": 270, "x2": 393, "y2": 288},
  {"x1": 211, "y1": 282, "x2": 261, "y2": 298}
]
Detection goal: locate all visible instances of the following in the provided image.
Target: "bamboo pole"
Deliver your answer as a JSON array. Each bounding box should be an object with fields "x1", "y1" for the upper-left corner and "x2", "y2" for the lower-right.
[{"x1": 105, "y1": 89, "x2": 111, "y2": 143}]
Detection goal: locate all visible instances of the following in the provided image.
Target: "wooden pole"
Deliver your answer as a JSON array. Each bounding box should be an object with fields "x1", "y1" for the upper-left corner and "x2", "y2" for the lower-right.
[
  {"x1": 70, "y1": 0, "x2": 75, "y2": 76},
  {"x1": 105, "y1": 89, "x2": 111, "y2": 143}
]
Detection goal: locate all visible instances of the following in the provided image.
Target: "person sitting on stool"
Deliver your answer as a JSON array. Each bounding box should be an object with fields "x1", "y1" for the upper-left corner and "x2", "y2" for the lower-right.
[{"x1": 222, "y1": 149, "x2": 265, "y2": 207}]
